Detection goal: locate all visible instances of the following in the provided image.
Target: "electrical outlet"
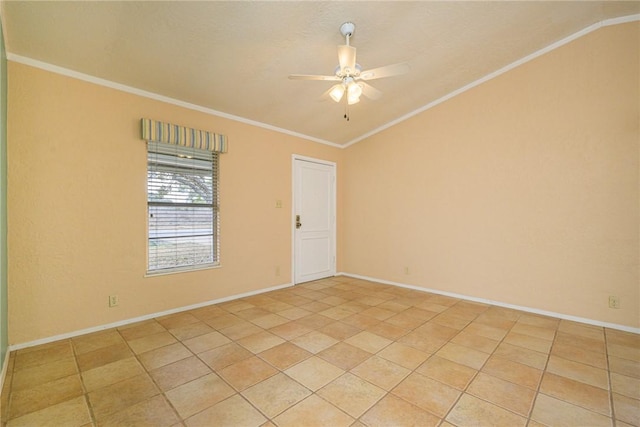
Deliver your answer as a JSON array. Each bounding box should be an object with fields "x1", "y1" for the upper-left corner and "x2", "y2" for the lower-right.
[
  {"x1": 275, "y1": 200, "x2": 283, "y2": 208},
  {"x1": 608, "y1": 295, "x2": 620, "y2": 309},
  {"x1": 275, "y1": 266, "x2": 281, "y2": 276},
  {"x1": 109, "y1": 295, "x2": 119, "y2": 308},
  {"x1": 404, "y1": 266, "x2": 409, "y2": 275}
]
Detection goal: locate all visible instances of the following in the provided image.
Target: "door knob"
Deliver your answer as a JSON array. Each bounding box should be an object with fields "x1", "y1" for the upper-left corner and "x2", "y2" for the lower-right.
[{"x1": 296, "y1": 215, "x2": 302, "y2": 229}]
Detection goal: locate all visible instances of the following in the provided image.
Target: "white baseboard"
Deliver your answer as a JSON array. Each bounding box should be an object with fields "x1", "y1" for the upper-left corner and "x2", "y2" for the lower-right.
[
  {"x1": 0, "y1": 349, "x2": 9, "y2": 397},
  {"x1": 8, "y1": 282, "x2": 294, "y2": 352},
  {"x1": 336, "y1": 272, "x2": 640, "y2": 334}
]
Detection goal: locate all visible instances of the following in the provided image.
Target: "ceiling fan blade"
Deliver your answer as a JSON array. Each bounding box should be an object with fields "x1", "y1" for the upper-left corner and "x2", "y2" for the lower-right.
[
  {"x1": 338, "y1": 45, "x2": 356, "y2": 74},
  {"x1": 360, "y1": 82, "x2": 382, "y2": 100},
  {"x1": 358, "y1": 62, "x2": 410, "y2": 80},
  {"x1": 288, "y1": 74, "x2": 340, "y2": 81}
]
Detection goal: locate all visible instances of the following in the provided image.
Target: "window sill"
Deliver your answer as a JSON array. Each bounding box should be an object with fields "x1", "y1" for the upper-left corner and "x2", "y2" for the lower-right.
[{"x1": 145, "y1": 263, "x2": 221, "y2": 278}]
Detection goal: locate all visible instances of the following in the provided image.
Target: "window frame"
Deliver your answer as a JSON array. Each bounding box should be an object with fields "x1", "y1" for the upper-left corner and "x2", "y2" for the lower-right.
[{"x1": 145, "y1": 141, "x2": 221, "y2": 276}]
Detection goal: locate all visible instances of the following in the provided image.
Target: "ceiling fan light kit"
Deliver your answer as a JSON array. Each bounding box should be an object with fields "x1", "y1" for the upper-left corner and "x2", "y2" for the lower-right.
[{"x1": 289, "y1": 21, "x2": 410, "y2": 120}]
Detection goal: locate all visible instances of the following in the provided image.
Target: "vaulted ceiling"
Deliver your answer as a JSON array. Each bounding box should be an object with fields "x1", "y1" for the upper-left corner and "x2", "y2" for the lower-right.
[{"x1": 2, "y1": 1, "x2": 639, "y2": 146}]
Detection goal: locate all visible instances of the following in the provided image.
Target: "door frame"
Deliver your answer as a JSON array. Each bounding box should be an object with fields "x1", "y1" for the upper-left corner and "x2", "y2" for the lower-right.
[{"x1": 291, "y1": 154, "x2": 337, "y2": 285}]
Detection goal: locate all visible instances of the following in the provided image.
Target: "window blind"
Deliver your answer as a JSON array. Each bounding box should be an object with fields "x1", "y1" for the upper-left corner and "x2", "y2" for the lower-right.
[{"x1": 147, "y1": 141, "x2": 219, "y2": 272}]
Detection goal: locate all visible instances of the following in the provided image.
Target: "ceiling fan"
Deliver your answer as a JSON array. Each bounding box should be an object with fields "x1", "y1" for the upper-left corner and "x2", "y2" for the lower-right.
[{"x1": 289, "y1": 22, "x2": 410, "y2": 120}]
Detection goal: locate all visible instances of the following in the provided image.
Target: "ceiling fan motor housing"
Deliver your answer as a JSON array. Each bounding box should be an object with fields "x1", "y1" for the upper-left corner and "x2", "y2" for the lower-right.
[{"x1": 340, "y1": 22, "x2": 355, "y2": 38}]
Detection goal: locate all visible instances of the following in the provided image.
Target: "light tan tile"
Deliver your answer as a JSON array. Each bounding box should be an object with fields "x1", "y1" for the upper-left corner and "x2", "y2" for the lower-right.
[
  {"x1": 392, "y1": 372, "x2": 460, "y2": 417},
  {"x1": 517, "y1": 314, "x2": 559, "y2": 329},
  {"x1": 297, "y1": 313, "x2": 336, "y2": 329},
  {"x1": 551, "y1": 342, "x2": 607, "y2": 369},
  {"x1": 14, "y1": 341, "x2": 74, "y2": 371},
  {"x1": 242, "y1": 373, "x2": 311, "y2": 418},
  {"x1": 81, "y1": 357, "x2": 145, "y2": 392},
  {"x1": 185, "y1": 394, "x2": 266, "y2": 427},
  {"x1": 493, "y1": 342, "x2": 548, "y2": 369},
  {"x1": 503, "y1": 331, "x2": 552, "y2": 353},
  {"x1": 416, "y1": 355, "x2": 477, "y2": 390},
  {"x1": 385, "y1": 311, "x2": 426, "y2": 329},
  {"x1": 451, "y1": 330, "x2": 500, "y2": 353},
  {"x1": 511, "y1": 322, "x2": 556, "y2": 341},
  {"x1": 169, "y1": 321, "x2": 214, "y2": 341},
  {"x1": 188, "y1": 304, "x2": 226, "y2": 321},
  {"x1": 250, "y1": 313, "x2": 289, "y2": 329},
  {"x1": 482, "y1": 356, "x2": 542, "y2": 390},
  {"x1": 291, "y1": 331, "x2": 339, "y2": 354},
  {"x1": 279, "y1": 307, "x2": 313, "y2": 321},
  {"x1": 128, "y1": 331, "x2": 178, "y2": 355},
  {"x1": 269, "y1": 321, "x2": 313, "y2": 340},
  {"x1": 119, "y1": 320, "x2": 165, "y2": 341},
  {"x1": 88, "y1": 374, "x2": 159, "y2": 420},
  {"x1": 318, "y1": 373, "x2": 386, "y2": 418},
  {"x1": 139, "y1": 342, "x2": 192, "y2": 370},
  {"x1": 219, "y1": 356, "x2": 278, "y2": 391},
  {"x1": 366, "y1": 321, "x2": 409, "y2": 340},
  {"x1": 300, "y1": 301, "x2": 332, "y2": 313},
  {"x1": 237, "y1": 330, "x2": 285, "y2": 354},
  {"x1": 436, "y1": 342, "x2": 489, "y2": 370},
  {"x1": 377, "y1": 342, "x2": 429, "y2": 370},
  {"x1": 237, "y1": 307, "x2": 272, "y2": 321},
  {"x1": 361, "y1": 306, "x2": 397, "y2": 321},
  {"x1": 611, "y1": 373, "x2": 640, "y2": 400},
  {"x1": 72, "y1": 330, "x2": 125, "y2": 355},
  {"x1": 555, "y1": 331, "x2": 606, "y2": 354},
  {"x1": 318, "y1": 321, "x2": 361, "y2": 340},
  {"x1": 150, "y1": 356, "x2": 211, "y2": 391},
  {"x1": 610, "y1": 355, "x2": 640, "y2": 379},
  {"x1": 351, "y1": 356, "x2": 410, "y2": 391},
  {"x1": 320, "y1": 306, "x2": 356, "y2": 320},
  {"x1": 220, "y1": 321, "x2": 264, "y2": 340},
  {"x1": 467, "y1": 372, "x2": 536, "y2": 416},
  {"x1": 258, "y1": 342, "x2": 312, "y2": 370},
  {"x1": 273, "y1": 395, "x2": 354, "y2": 427},
  {"x1": 98, "y1": 395, "x2": 179, "y2": 427},
  {"x1": 11, "y1": 357, "x2": 77, "y2": 391},
  {"x1": 360, "y1": 394, "x2": 440, "y2": 427},
  {"x1": 414, "y1": 322, "x2": 459, "y2": 340},
  {"x1": 531, "y1": 393, "x2": 611, "y2": 427},
  {"x1": 608, "y1": 343, "x2": 640, "y2": 362},
  {"x1": 540, "y1": 372, "x2": 610, "y2": 416},
  {"x1": 284, "y1": 356, "x2": 344, "y2": 391},
  {"x1": 317, "y1": 342, "x2": 371, "y2": 370},
  {"x1": 398, "y1": 331, "x2": 448, "y2": 354},
  {"x1": 613, "y1": 393, "x2": 640, "y2": 426},
  {"x1": 342, "y1": 313, "x2": 382, "y2": 329},
  {"x1": 447, "y1": 393, "x2": 527, "y2": 426},
  {"x1": 198, "y1": 343, "x2": 253, "y2": 371},
  {"x1": 203, "y1": 313, "x2": 244, "y2": 330},
  {"x1": 546, "y1": 355, "x2": 609, "y2": 390},
  {"x1": 344, "y1": 331, "x2": 392, "y2": 354},
  {"x1": 463, "y1": 321, "x2": 509, "y2": 340},
  {"x1": 76, "y1": 341, "x2": 133, "y2": 372},
  {"x1": 606, "y1": 328, "x2": 640, "y2": 347},
  {"x1": 9, "y1": 375, "x2": 84, "y2": 420},
  {"x1": 165, "y1": 373, "x2": 235, "y2": 419},
  {"x1": 6, "y1": 396, "x2": 90, "y2": 427},
  {"x1": 157, "y1": 312, "x2": 200, "y2": 329},
  {"x1": 431, "y1": 313, "x2": 471, "y2": 330},
  {"x1": 558, "y1": 320, "x2": 604, "y2": 341}
]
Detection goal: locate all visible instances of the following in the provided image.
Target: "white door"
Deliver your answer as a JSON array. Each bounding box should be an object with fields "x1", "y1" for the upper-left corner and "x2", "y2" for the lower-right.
[{"x1": 293, "y1": 157, "x2": 336, "y2": 284}]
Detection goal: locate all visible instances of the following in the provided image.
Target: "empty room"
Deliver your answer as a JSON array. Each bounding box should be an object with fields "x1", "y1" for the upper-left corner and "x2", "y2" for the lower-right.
[{"x1": 0, "y1": 2, "x2": 638, "y2": 426}]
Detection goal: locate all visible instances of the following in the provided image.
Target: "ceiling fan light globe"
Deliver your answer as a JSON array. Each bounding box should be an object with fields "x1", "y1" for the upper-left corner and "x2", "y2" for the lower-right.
[
  {"x1": 347, "y1": 81, "x2": 362, "y2": 98},
  {"x1": 329, "y1": 84, "x2": 345, "y2": 103}
]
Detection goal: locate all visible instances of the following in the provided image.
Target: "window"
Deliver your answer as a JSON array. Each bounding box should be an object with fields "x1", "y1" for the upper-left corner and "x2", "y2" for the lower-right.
[{"x1": 147, "y1": 141, "x2": 219, "y2": 273}]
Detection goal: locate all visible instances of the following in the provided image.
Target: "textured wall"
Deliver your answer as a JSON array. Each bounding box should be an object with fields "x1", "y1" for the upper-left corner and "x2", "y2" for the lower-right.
[
  {"x1": 8, "y1": 63, "x2": 343, "y2": 344},
  {"x1": 343, "y1": 23, "x2": 639, "y2": 328}
]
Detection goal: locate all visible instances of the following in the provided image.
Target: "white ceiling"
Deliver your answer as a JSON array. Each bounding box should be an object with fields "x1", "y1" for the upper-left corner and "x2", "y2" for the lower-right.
[{"x1": 2, "y1": 1, "x2": 639, "y2": 146}]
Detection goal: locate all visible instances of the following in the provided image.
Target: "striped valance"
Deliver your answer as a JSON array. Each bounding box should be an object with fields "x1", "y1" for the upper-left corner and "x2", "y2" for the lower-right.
[{"x1": 141, "y1": 118, "x2": 228, "y2": 153}]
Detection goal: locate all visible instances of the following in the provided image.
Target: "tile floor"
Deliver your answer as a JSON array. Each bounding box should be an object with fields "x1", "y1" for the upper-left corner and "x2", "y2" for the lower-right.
[{"x1": 1, "y1": 277, "x2": 639, "y2": 426}]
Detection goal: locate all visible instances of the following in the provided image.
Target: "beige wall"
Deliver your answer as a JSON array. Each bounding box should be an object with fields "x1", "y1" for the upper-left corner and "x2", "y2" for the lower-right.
[
  {"x1": 343, "y1": 23, "x2": 639, "y2": 328},
  {"x1": 8, "y1": 62, "x2": 343, "y2": 344}
]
